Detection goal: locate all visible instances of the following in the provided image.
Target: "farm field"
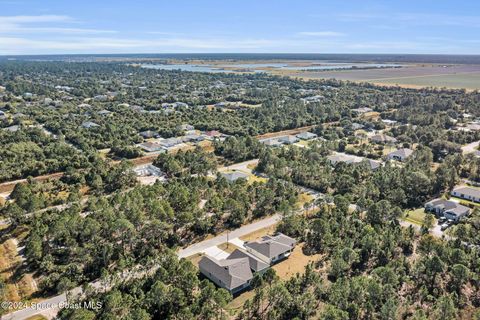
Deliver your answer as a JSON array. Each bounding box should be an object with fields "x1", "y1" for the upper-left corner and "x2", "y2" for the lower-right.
[{"x1": 291, "y1": 64, "x2": 480, "y2": 90}]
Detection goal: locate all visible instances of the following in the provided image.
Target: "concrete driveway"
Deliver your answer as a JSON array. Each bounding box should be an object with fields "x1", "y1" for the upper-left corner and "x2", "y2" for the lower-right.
[{"x1": 201, "y1": 246, "x2": 229, "y2": 259}]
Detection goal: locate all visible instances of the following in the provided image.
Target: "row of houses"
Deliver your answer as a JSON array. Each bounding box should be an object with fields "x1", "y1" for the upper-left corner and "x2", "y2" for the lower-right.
[
  {"x1": 137, "y1": 126, "x2": 228, "y2": 153},
  {"x1": 199, "y1": 233, "x2": 296, "y2": 294},
  {"x1": 327, "y1": 152, "x2": 382, "y2": 170},
  {"x1": 260, "y1": 131, "x2": 318, "y2": 147}
]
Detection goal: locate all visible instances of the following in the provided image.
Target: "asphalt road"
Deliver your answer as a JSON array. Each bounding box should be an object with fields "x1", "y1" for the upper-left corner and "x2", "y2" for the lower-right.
[
  {"x1": 178, "y1": 214, "x2": 281, "y2": 258},
  {"x1": 462, "y1": 139, "x2": 480, "y2": 154}
]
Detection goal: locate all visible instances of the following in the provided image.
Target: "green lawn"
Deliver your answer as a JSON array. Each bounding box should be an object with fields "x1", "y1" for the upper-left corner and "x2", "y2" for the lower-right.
[{"x1": 403, "y1": 208, "x2": 426, "y2": 225}]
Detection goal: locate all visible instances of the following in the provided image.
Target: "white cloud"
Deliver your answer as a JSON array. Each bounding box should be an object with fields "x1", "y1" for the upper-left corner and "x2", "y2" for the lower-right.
[
  {"x1": 0, "y1": 15, "x2": 116, "y2": 35},
  {"x1": 335, "y1": 12, "x2": 480, "y2": 28},
  {"x1": 298, "y1": 31, "x2": 346, "y2": 37}
]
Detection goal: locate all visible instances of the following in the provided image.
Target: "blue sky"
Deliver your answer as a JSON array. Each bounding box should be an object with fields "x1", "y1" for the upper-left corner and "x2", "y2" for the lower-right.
[{"x1": 1, "y1": 0, "x2": 479, "y2": 55}]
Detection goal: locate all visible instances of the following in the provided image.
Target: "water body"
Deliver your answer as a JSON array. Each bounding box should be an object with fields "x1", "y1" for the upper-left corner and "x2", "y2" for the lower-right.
[
  {"x1": 7, "y1": 54, "x2": 480, "y2": 65},
  {"x1": 141, "y1": 64, "x2": 232, "y2": 73},
  {"x1": 141, "y1": 62, "x2": 401, "y2": 73},
  {"x1": 283, "y1": 63, "x2": 403, "y2": 71}
]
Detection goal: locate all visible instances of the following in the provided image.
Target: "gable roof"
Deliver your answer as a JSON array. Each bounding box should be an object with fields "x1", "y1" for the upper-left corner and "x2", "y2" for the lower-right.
[
  {"x1": 199, "y1": 255, "x2": 253, "y2": 290},
  {"x1": 370, "y1": 134, "x2": 397, "y2": 143},
  {"x1": 245, "y1": 233, "x2": 296, "y2": 260},
  {"x1": 227, "y1": 249, "x2": 269, "y2": 272},
  {"x1": 221, "y1": 171, "x2": 249, "y2": 182},
  {"x1": 296, "y1": 132, "x2": 317, "y2": 140},
  {"x1": 387, "y1": 148, "x2": 413, "y2": 159},
  {"x1": 445, "y1": 204, "x2": 470, "y2": 216},
  {"x1": 452, "y1": 186, "x2": 480, "y2": 199}
]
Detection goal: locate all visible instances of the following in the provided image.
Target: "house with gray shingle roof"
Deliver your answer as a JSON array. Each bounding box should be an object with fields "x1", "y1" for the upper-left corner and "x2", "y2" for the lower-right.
[
  {"x1": 81, "y1": 121, "x2": 100, "y2": 129},
  {"x1": 296, "y1": 132, "x2": 318, "y2": 140},
  {"x1": 370, "y1": 134, "x2": 397, "y2": 144},
  {"x1": 425, "y1": 198, "x2": 470, "y2": 221},
  {"x1": 278, "y1": 135, "x2": 299, "y2": 145},
  {"x1": 386, "y1": 148, "x2": 413, "y2": 162},
  {"x1": 227, "y1": 249, "x2": 269, "y2": 273},
  {"x1": 221, "y1": 171, "x2": 249, "y2": 182},
  {"x1": 198, "y1": 255, "x2": 253, "y2": 294},
  {"x1": 259, "y1": 138, "x2": 283, "y2": 147},
  {"x1": 244, "y1": 233, "x2": 296, "y2": 264},
  {"x1": 451, "y1": 186, "x2": 480, "y2": 203}
]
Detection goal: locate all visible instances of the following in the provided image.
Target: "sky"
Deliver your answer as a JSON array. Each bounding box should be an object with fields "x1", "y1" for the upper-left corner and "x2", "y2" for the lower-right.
[{"x1": 1, "y1": 0, "x2": 480, "y2": 55}]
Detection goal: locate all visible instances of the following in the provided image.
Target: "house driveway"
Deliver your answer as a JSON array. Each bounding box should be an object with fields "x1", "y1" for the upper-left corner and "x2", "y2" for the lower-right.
[
  {"x1": 202, "y1": 246, "x2": 229, "y2": 259},
  {"x1": 229, "y1": 237, "x2": 246, "y2": 248}
]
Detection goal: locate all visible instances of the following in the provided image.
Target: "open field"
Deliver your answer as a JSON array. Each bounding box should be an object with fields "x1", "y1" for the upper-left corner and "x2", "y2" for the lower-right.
[
  {"x1": 403, "y1": 208, "x2": 427, "y2": 225},
  {"x1": 239, "y1": 225, "x2": 277, "y2": 242},
  {"x1": 0, "y1": 238, "x2": 37, "y2": 303},
  {"x1": 291, "y1": 64, "x2": 480, "y2": 90},
  {"x1": 272, "y1": 244, "x2": 320, "y2": 280}
]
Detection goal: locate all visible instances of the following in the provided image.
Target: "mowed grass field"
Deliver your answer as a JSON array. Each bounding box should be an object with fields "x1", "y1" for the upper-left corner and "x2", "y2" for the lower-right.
[
  {"x1": 288, "y1": 64, "x2": 480, "y2": 90},
  {"x1": 370, "y1": 72, "x2": 480, "y2": 90}
]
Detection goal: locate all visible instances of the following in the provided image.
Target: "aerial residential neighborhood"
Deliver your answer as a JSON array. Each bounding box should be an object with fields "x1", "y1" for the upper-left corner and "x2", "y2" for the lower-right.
[{"x1": 1, "y1": 1, "x2": 480, "y2": 320}]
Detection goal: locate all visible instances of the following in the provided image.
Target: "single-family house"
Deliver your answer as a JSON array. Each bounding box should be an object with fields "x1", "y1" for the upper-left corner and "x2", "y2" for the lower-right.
[
  {"x1": 183, "y1": 134, "x2": 205, "y2": 143},
  {"x1": 381, "y1": 119, "x2": 398, "y2": 126},
  {"x1": 93, "y1": 95, "x2": 108, "y2": 102},
  {"x1": 386, "y1": 148, "x2": 413, "y2": 162},
  {"x1": 138, "y1": 142, "x2": 165, "y2": 153},
  {"x1": 98, "y1": 109, "x2": 112, "y2": 116},
  {"x1": 244, "y1": 233, "x2": 296, "y2": 265},
  {"x1": 444, "y1": 205, "x2": 471, "y2": 222},
  {"x1": 296, "y1": 132, "x2": 318, "y2": 140},
  {"x1": 365, "y1": 159, "x2": 382, "y2": 170},
  {"x1": 227, "y1": 249, "x2": 269, "y2": 274},
  {"x1": 221, "y1": 171, "x2": 249, "y2": 182},
  {"x1": 278, "y1": 135, "x2": 299, "y2": 145},
  {"x1": 81, "y1": 121, "x2": 100, "y2": 129},
  {"x1": 178, "y1": 124, "x2": 194, "y2": 131},
  {"x1": 259, "y1": 138, "x2": 283, "y2": 147},
  {"x1": 3, "y1": 125, "x2": 19, "y2": 132},
  {"x1": 134, "y1": 164, "x2": 164, "y2": 177},
  {"x1": 327, "y1": 153, "x2": 363, "y2": 166},
  {"x1": 425, "y1": 198, "x2": 470, "y2": 221},
  {"x1": 451, "y1": 186, "x2": 480, "y2": 203},
  {"x1": 159, "y1": 137, "x2": 182, "y2": 149},
  {"x1": 198, "y1": 255, "x2": 253, "y2": 294},
  {"x1": 370, "y1": 134, "x2": 397, "y2": 144},
  {"x1": 351, "y1": 123, "x2": 364, "y2": 131},
  {"x1": 351, "y1": 107, "x2": 373, "y2": 115},
  {"x1": 205, "y1": 130, "x2": 222, "y2": 138},
  {"x1": 139, "y1": 130, "x2": 158, "y2": 139}
]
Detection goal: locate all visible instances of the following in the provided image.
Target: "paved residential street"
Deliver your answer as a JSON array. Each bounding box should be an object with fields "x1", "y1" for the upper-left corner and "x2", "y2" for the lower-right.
[
  {"x1": 462, "y1": 139, "x2": 480, "y2": 154},
  {"x1": 178, "y1": 214, "x2": 281, "y2": 258}
]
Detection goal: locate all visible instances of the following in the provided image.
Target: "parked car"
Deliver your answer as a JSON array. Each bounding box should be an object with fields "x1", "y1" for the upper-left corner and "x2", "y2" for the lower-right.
[{"x1": 441, "y1": 223, "x2": 450, "y2": 231}]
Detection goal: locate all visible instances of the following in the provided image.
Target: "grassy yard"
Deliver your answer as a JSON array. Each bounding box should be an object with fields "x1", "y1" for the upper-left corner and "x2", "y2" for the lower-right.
[
  {"x1": 239, "y1": 225, "x2": 277, "y2": 242},
  {"x1": 297, "y1": 193, "x2": 314, "y2": 207},
  {"x1": 185, "y1": 253, "x2": 204, "y2": 268},
  {"x1": 272, "y1": 244, "x2": 320, "y2": 280},
  {"x1": 25, "y1": 316, "x2": 48, "y2": 320},
  {"x1": 227, "y1": 290, "x2": 255, "y2": 313},
  {"x1": 248, "y1": 174, "x2": 268, "y2": 184},
  {"x1": 0, "y1": 238, "x2": 37, "y2": 302},
  {"x1": 451, "y1": 197, "x2": 480, "y2": 208},
  {"x1": 403, "y1": 208, "x2": 426, "y2": 225},
  {"x1": 296, "y1": 140, "x2": 311, "y2": 147}
]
